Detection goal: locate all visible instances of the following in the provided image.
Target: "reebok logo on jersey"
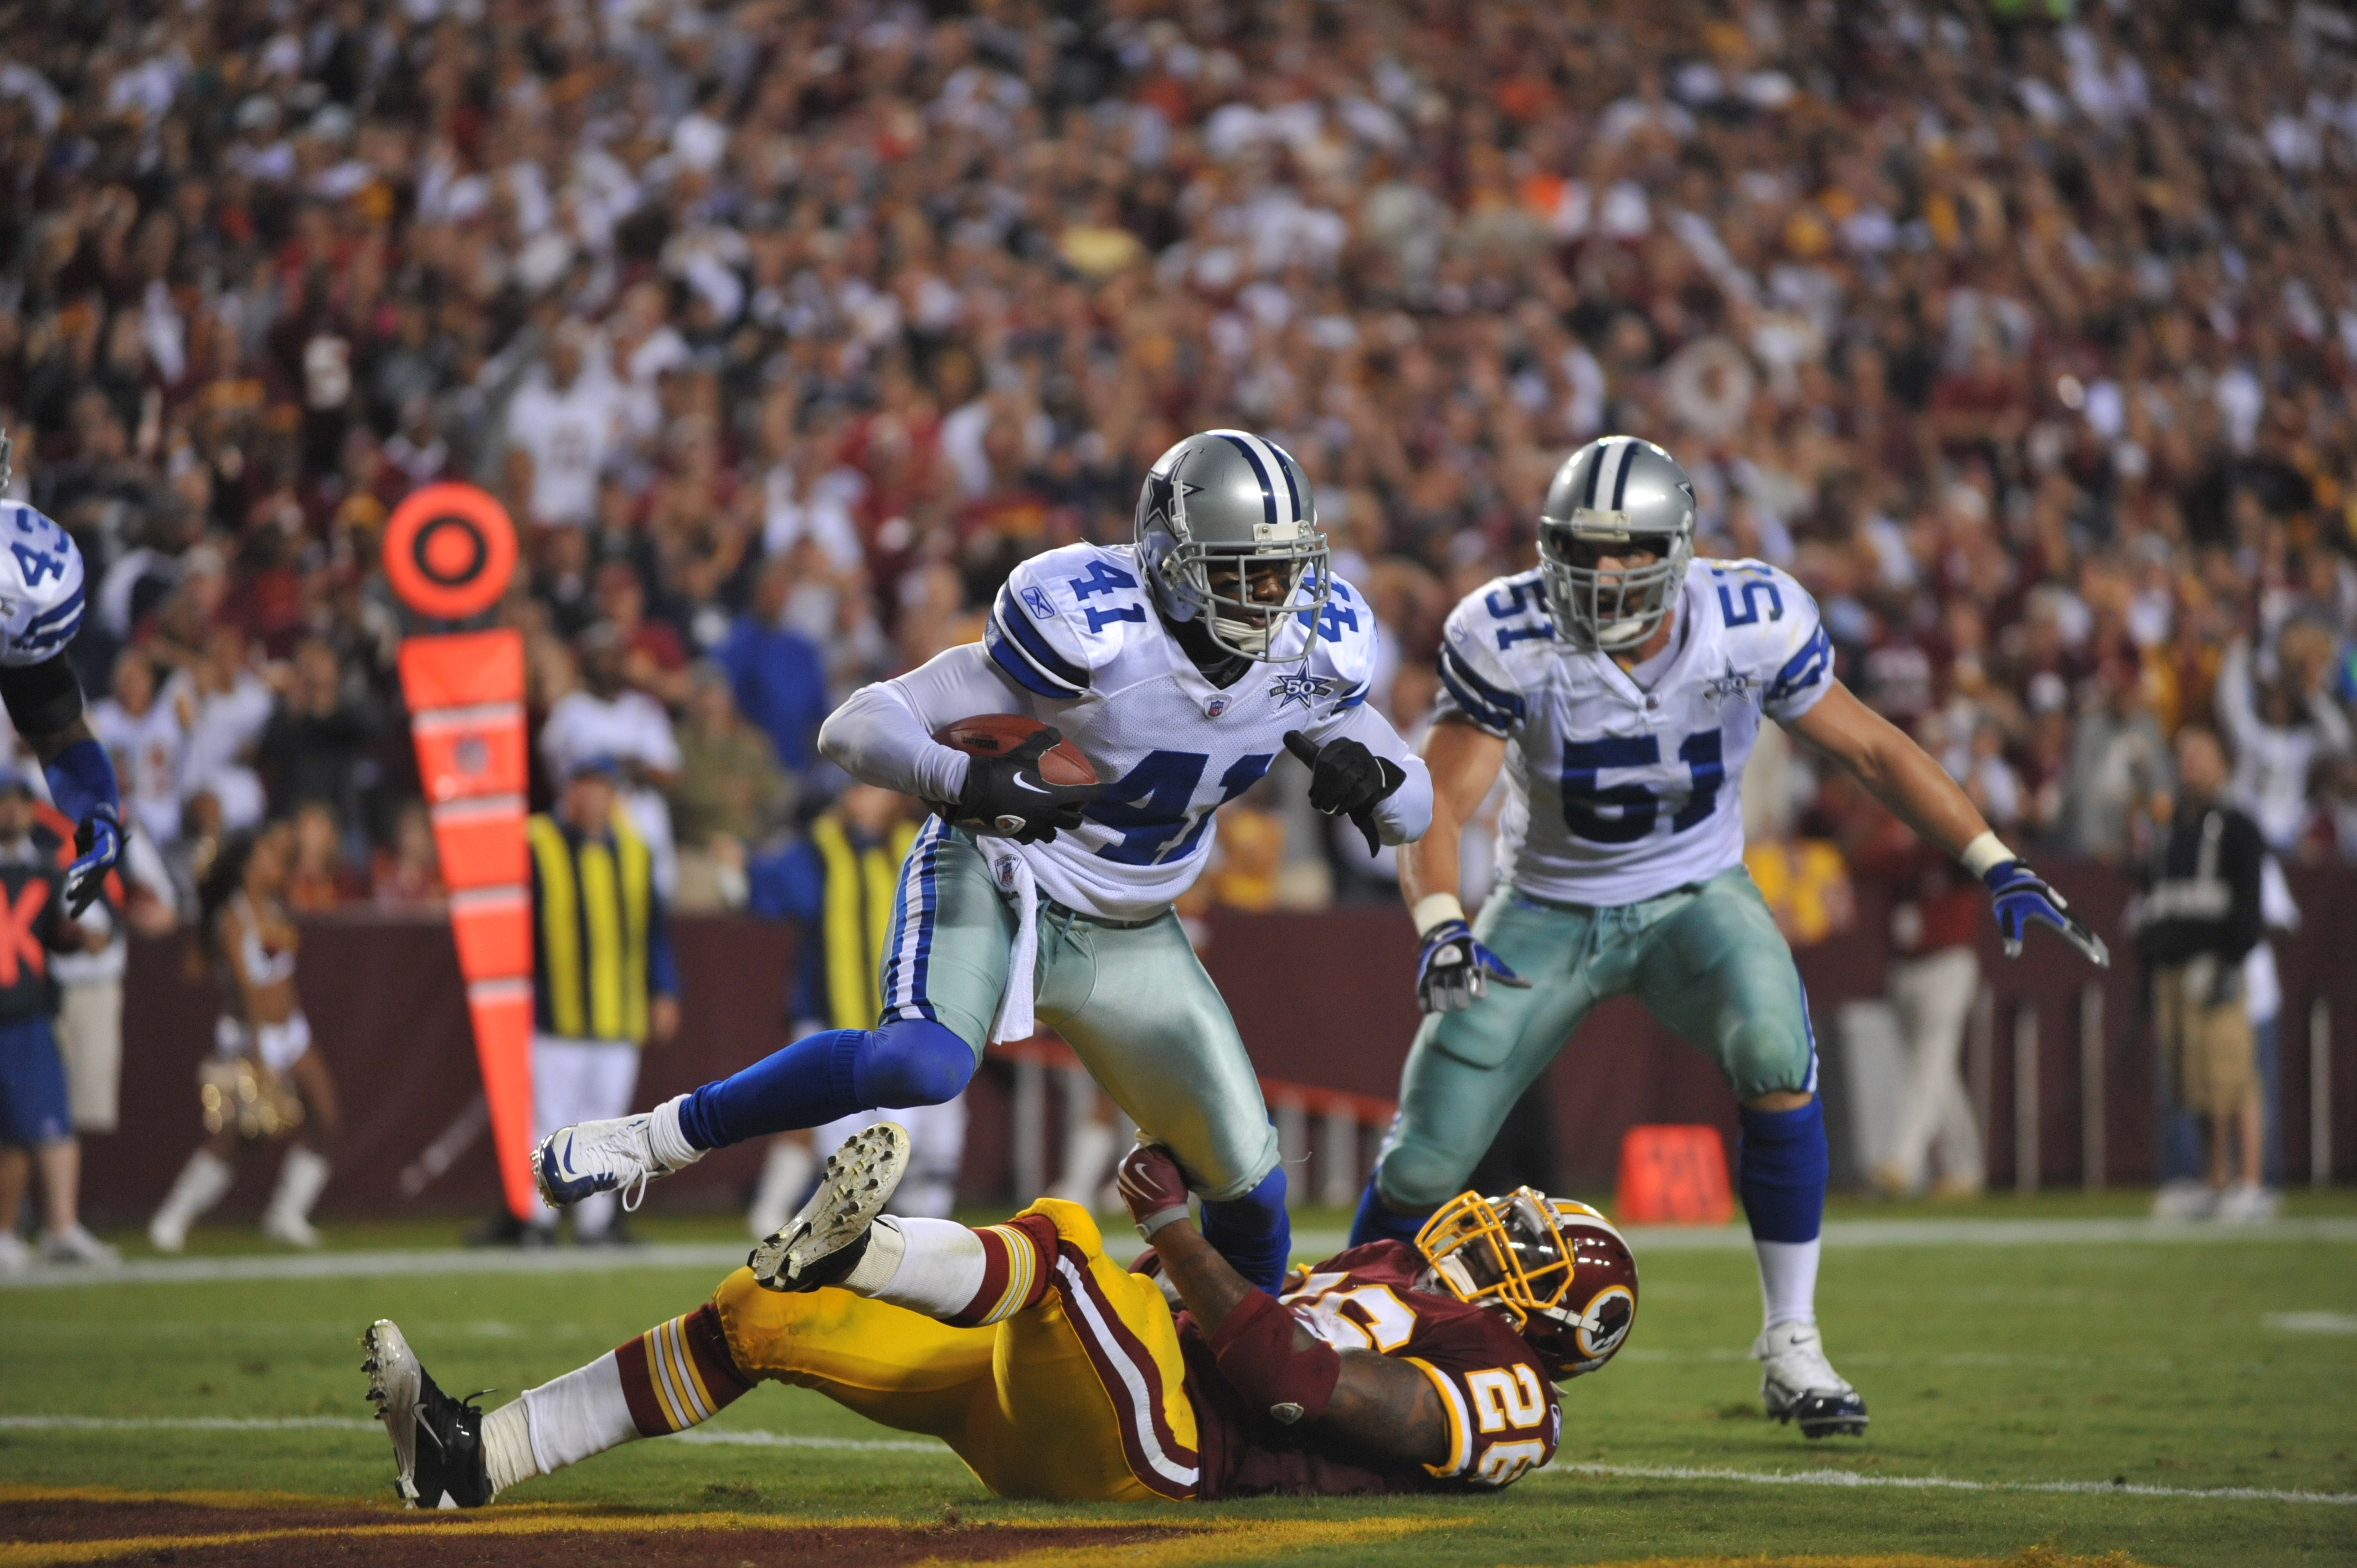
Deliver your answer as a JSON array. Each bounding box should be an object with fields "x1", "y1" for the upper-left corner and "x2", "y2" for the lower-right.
[
  {"x1": 1020, "y1": 586, "x2": 1056, "y2": 620},
  {"x1": 1267, "y1": 673, "x2": 1335, "y2": 709}
]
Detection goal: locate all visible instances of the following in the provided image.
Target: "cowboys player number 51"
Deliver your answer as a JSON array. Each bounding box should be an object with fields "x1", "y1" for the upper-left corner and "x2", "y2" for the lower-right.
[
  {"x1": 0, "y1": 430, "x2": 125, "y2": 924},
  {"x1": 1350, "y1": 436, "x2": 2107, "y2": 1438}
]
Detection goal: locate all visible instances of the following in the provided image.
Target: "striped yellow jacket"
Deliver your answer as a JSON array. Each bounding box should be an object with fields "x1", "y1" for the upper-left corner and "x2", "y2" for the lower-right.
[{"x1": 528, "y1": 809, "x2": 677, "y2": 1044}]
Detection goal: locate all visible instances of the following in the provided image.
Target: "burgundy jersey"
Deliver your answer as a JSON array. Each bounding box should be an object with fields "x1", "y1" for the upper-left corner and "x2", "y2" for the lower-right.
[{"x1": 1177, "y1": 1241, "x2": 1561, "y2": 1498}]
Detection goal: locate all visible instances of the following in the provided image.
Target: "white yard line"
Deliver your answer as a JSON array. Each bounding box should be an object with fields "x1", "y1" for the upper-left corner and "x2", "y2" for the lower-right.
[
  {"x1": 1542, "y1": 1459, "x2": 2357, "y2": 1507},
  {"x1": 1, "y1": 1216, "x2": 2351, "y2": 1290},
  {"x1": 3, "y1": 1416, "x2": 2346, "y2": 1504}
]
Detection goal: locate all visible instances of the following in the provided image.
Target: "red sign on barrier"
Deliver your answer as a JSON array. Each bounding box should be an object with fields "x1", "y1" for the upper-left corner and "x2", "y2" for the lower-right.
[{"x1": 1615, "y1": 1124, "x2": 1735, "y2": 1225}]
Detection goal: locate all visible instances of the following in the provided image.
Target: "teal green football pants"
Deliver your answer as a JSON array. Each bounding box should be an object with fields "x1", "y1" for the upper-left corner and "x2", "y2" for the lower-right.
[{"x1": 1374, "y1": 865, "x2": 1816, "y2": 1206}]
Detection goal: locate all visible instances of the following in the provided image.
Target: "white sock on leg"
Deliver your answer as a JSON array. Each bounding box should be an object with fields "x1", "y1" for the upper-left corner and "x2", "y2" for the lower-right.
[
  {"x1": 859, "y1": 1217, "x2": 987, "y2": 1318},
  {"x1": 518, "y1": 1352, "x2": 641, "y2": 1477},
  {"x1": 1754, "y1": 1237, "x2": 1821, "y2": 1331},
  {"x1": 480, "y1": 1401, "x2": 537, "y2": 1496},
  {"x1": 649, "y1": 1094, "x2": 705, "y2": 1173}
]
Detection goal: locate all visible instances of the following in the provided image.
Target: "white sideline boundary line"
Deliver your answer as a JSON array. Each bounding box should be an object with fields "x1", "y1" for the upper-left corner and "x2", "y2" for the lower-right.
[
  {"x1": 1, "y1": 1216, "x2": 2352, "y2": 1290},
  {"x1": 3, "y1": 1416, "x2": 2347, "y2": 1504},
  {"x1": 1542, "y1": 1460, "x2": 2357, "y2": 1507}
]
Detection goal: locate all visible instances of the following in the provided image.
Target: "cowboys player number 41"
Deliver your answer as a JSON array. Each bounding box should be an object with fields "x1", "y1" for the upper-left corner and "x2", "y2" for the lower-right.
[
  {"x1": 1350, "y1": 435, "x2": 2108, "y2": 1439},
  {"x1": 527, "y1": 429, "x2": 1430, "y2": 1294}
]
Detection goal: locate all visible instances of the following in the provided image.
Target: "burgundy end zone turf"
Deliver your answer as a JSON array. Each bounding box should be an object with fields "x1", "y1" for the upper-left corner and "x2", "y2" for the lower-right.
[
  {"x1": 932, "y1": 714, "x2": 1097, "y2": 786},
  {"x1": 1, "y1": 1497, "x2": 1183, "y2": 1567}
]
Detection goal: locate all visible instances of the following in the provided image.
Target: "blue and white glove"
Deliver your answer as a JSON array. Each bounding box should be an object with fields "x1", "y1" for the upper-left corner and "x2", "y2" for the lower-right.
[
  {"x1": 64, "y1": 802, "x2": 121, "y2": 919},
  {"x1": 1415, "y1": 915, "x2": 1530, "y2": 1014},
  {"x1": 1984, "y1": 858, "x2": 2108, "y2": 968}
]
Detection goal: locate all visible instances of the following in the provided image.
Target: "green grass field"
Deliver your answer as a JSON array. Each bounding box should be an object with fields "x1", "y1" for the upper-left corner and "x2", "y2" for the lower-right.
[{"x1": 4, "y1": 1192, "x2": 2354, "y2": 1566}]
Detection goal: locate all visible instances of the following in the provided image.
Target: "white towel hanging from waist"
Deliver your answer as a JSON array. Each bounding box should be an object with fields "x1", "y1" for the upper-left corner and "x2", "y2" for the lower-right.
[{"x1": 986, "y1": 846, "x2": 1041, "y2": 1044}]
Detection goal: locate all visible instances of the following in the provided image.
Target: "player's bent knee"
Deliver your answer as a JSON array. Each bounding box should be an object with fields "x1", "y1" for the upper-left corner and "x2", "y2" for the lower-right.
[
  {"x1": 1375, "y1": 1138, "x2": 1470, "y2": 1209},
  {"x1": 1725, "y1": 1020, "x2": 1812, "y2": 1104},
  {"x1": 853, "y1": 1019, "x2": 976, "y2": 1107}
]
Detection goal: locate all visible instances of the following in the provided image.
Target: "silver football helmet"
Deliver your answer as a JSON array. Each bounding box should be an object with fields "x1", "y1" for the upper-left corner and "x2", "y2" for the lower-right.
[
  {"x1": 0, "y1": 424, "x2": 12, "y2": 494},
  {"x1": 1537, "y1": 436, "x2": 1696, "y2": 653},
  {"x1": 1135, "y1": 430, "x2": 1328, "y2": 661}
]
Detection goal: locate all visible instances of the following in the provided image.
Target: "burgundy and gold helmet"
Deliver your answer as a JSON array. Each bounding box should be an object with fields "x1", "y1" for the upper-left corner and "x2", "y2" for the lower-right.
[{"x1": 1415, "y1": 1188, "x2": 1639, "y2": 1381}]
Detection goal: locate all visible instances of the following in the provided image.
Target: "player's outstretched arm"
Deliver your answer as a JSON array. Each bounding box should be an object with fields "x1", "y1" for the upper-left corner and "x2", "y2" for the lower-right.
[
  {"x1": 1783, "y1": 680, "x2": 2107, "y2": 967},
  {"x1": 1119, "y1": 1144, "x2": 1449, "y2": 1462},
  {"x1": 1398, "y1": 718, "x2": 1527, "y2": 1012}
]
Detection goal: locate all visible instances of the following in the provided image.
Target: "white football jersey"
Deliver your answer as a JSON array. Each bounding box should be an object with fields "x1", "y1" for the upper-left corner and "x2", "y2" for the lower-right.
[
  {"x1": 0, "y1": 503, "x2": 88, "y2": 667},
  {"x1": 1435, "y1": 558, "x2": 1832, "y2": 907},
  {"x1": 982, "y1": 541, "x2": 1382, "y2": 922}
]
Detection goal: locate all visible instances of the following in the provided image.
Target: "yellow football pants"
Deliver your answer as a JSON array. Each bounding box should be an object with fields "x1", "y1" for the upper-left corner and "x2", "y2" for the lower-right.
[{"x1": 712, "y1": 1199, "x2": 1202, "y2": 1502}]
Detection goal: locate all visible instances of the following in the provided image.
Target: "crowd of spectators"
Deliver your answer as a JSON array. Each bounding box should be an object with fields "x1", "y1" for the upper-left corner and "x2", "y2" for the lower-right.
[{"x1": 6, "y1": 0, "x2": 2357, "y2": 923}]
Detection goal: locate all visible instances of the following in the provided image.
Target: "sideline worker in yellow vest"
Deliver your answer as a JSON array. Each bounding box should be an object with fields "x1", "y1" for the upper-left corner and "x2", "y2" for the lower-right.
[
  {"x1": 526, "y1": 755, "x2": 679, "y2": 1244},
  {"x1": 740, "y1": 783, "x2": 941, "y2": 1237}
]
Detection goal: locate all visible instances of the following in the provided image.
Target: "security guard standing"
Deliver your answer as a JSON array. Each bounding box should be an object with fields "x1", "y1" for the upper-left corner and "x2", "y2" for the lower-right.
[{"x1": 524, "y1": 755, "x2": 678, "y2": 1244}]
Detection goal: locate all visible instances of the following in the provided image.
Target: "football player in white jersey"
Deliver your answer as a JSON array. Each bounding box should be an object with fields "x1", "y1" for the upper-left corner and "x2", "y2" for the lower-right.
[
  {"x1": 0, "y1": 429, "x2": 125, "y2": 920},
  {"x1": 534, "y1": 431, "x2": 1430, "y2": 1288},
  {"x1": 1347, "y1": 436, "x2": 2107, "y2": 1437}
]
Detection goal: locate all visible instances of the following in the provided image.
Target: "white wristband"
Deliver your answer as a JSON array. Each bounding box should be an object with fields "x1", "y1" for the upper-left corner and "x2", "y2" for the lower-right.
[
  {"x1": 1411, "y1": 893, "x2": 1466, "y2": 937},
  {"x1": 1960, "y1": 831, "x2": 2015, "y2": 879}
]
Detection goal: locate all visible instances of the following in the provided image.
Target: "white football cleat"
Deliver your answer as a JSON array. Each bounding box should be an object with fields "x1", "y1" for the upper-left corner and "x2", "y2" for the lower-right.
[
  {"x1": 2150, "y1": 1179, "x2": 2216, "y2": 1220},
  {"x1": 534, "y1": 1113, "x2": 699, "y2": 1211},
  {"x1": 0, "y1": 1232, "x2": 32, "y2": 1275},
  {"x1": 39, "y1": 1225, "x2": 120, "y2": 1266},
  {"x1": 749, "y1": 1122, "x2": 909, "y2": 1292},
  {"x1": 1754, "y1": 1321, "x2": 1869, "y2": 1438}
]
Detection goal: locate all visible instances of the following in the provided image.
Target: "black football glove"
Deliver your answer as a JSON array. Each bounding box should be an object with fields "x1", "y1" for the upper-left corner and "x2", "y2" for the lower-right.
[
  {"x1": 948, "y1": 727, "x2": 1100, "y2": 844},
  {"x1": 1282, "y1": 730, "x2": 1407, "y2": 855}
]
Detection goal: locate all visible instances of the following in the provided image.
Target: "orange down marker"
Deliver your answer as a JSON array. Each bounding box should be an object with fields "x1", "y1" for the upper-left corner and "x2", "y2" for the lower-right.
[{"x1": 388, "y1": 484, "x2": 537, "y2": 1221}]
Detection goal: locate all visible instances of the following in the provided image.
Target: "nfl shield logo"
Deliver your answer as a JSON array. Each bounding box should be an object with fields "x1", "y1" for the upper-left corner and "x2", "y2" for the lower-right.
[{"x1": 1203, "y1": 695, "x2": 1229, "y2": 718}]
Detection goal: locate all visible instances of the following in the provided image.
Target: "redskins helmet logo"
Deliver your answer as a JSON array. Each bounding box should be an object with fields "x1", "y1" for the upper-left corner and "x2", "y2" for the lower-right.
[{"x1": 1573, "y1": 1284, "x2": 1635, "y2": 1362}]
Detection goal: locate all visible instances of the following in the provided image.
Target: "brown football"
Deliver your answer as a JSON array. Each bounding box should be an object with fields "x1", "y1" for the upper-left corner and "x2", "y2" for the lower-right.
[{"x1": 932, "y1": 714, "x2": 1098, "y2": 786}]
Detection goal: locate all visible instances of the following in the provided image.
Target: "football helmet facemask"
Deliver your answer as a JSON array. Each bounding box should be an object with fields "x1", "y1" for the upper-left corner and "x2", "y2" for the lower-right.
[
  {"x1": 1416, "y1": 1187, "x2": 1639, "y2": 1380},
  {"x1": 1537, "y1": 435, "x2": 1696, "y2": 653},
  {"x1": 1134, "y1": 429, "x2": 1329, "y2": 662}
]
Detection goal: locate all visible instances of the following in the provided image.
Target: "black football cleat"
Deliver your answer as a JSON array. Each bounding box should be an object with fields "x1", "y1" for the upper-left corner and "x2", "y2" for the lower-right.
[
  {"x1": 1753, "y1": 1322, "x2": 1870, "y2": 1438},
  {"x1": 363, "y1": 1319, "x2": 494, "y2": 1507}
]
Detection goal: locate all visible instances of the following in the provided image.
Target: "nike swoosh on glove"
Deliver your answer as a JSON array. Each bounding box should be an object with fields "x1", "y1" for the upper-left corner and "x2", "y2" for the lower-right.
[
  {"x1": 65, "y1": 804, "x2": 121, "y2": 918},
  {"x1": 1984, "y1": 860, "x2": 2109, "y2": 967},
  {"x1": 950, "y1": 728, "x2": 1102, "y2": 844},
  {"x1": 1416, "y1": 917, "x2": 1530, "y2": 1013},
  {"x1": 1281, "y1": 730, "x2": 1407, "y2": 855},
  {"x1": 1115, "y1": 1141, "x2": 1193, "y2": 1239}
]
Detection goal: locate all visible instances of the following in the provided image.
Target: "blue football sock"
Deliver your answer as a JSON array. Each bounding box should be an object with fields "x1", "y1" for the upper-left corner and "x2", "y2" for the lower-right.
[
  {"x1": 1199, "y1": 1165, "x2": 1291, "y2": 1292},
  {"x1": 1348, "y1": 1173, "x2": 1433, "y2": 1250},
  {"x1": 1737, "y1": 1097, "x2": 1828, "y2": 1244},
  {"x1": 676, "y1": 1020, "x2": 974, "y2": 1149}
]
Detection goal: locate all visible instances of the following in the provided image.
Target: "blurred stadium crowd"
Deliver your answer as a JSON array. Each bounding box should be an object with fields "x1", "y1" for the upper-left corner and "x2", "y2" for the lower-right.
[{"x1": 6, "y1": 0, "x2": 2357, "y2": 927}]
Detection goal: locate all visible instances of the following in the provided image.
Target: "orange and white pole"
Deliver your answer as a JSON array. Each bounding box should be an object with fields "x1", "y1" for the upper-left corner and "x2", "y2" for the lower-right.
[{"x1": 385, "y1": 484, "x2": 538, "y2": 1221}]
